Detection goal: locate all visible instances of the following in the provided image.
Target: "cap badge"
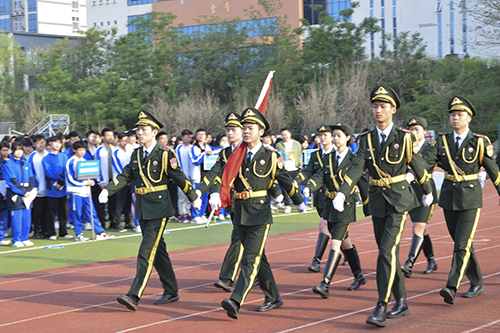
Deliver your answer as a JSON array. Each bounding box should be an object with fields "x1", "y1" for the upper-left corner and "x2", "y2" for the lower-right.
[
  {"x1": 336, "y1": 122, "x2": 341, "y2": 126},
  {"x1": 409, "y1": 119, "x2": 417, "y2": 125},
  {"x1": 228, "y1": 113, "x2": 237, "y2": 120},
  {"x1": 377, "y1": 86, "x2": 389, "y2": 95},
  {"x1": 138, "y1": 111, "x2": 147, "y2": 118},
  {"x1": 245, "y1": 109, "x2": 256, "y2": 116},
  {"x1": 319, "y1": 126, "x2": 326, "y2": 131},
  {"x1": 451, "y1": 97, "x2": 463, "y2": 105}
]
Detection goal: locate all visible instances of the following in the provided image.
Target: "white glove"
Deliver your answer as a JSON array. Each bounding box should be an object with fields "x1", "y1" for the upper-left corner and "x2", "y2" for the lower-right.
[
  {"x1": 195, "y1": 189, "x2": 202, "y2": 199},
  {"x1": 479, "y1": 170, "x2": 487, "y2": 189},
  {"x1": 274, "y1": 194, "x2": 283, "y2": 203},
  {"x1": 406, "y1": 172, "x2": 415, "y2": 184},
  {"x1": 297, "y1": 202, "x2": 306, "y2": 213},
  {"x1": 422, "y1": 193, "x2": 433, "y2": 207},
  {"x1": 98, "y1": 189, "x2": 108, "y2": 204},
  {"x1": 192, "y1": 197, "x2": 202, "y2": 211},
  {"x1": 209, "y1": 193, "x2": 221, "y2": 211},
  {"x1": 332, "y1": 192, "x2": 346, "y2": 212},
  {"x1": 302, "y1": 187, "x2": 310, "y2": 198}
]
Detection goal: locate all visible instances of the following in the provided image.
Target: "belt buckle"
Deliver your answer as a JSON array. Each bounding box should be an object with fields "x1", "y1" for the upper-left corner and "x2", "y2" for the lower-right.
[
  {"x1": 137, "y1": 187, "x2": 146, "y2": 195},
  {"x1": 240, "y1": 192, "x2": 247, "y2": 200}
]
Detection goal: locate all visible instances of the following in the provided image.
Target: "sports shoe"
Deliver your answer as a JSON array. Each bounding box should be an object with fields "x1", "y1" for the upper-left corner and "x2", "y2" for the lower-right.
[
  {"x1": 191, "y1": 216, "x2": 204, "y2": 224},
  {"x1": 217, "y1": 214, "x2": 225, "y2": 221},
  {"x1": 133, "y1": 226, "x2": 141, "y2": 233},
  {"x1": 96, "y1": 232, "x2": 115, "y2": 240},
  {"x1": 22, "y1": 240, "x2": 34, "y2": 246},
  {"x1": 49, "y1": 235, "x2": 57, "y2": 240},
  {"x1": 84, "y1": 223, "x2": 92, "y2": 230},
  {"x1": 201, "y1": 215, "x2": 208, "y2": 222},
  {"x1": 178, "y1": 214, "x2": 186, "y2": 222},
  {"x1": 284, "y1": 206, "x2": 292, "y2": 214},
  {"x1": 75, "y1": 234, "x2": 89, "y2": 242},
  {"x1": 277, "y1": 203, "x2": 285, "y2": 209},
  {"x1": 67, "y1": 223, "x2": 74, "y2": 230},
  {"x1": 12, "y1": 241, "x2": 24, "y2": 248},
  {"x1": 225, "y1": 215, "x2": 231, "y2": 219},
  {"x1": 1, "y1": 240, "x2": 12, "y2": 246},
  {"x1": 59, "y1": 234, "x2": 74, "y2": 240}
]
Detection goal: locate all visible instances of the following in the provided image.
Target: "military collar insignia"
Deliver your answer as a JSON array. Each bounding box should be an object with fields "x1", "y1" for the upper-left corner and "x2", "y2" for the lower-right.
[
  {"x1": 138, "y1": 111, "x2": 147, "y2": 118},
  {"x1": 376, "y1": 86, "x2": 389, "y2": 95},
  {"x1": 451, "y1": 97, "x2": 463, "y2": 105}
]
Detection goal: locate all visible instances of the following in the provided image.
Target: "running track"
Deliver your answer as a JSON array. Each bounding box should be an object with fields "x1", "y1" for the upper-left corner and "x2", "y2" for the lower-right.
[{"x1": 1, "y1": 183, "x2": 499, "y2": 332}]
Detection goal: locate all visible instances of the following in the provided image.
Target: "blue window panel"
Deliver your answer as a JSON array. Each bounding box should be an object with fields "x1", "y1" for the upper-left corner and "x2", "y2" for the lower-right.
[
  {"x1": 438, "y1": 12, "x2": 442, "y2": 24},
  {"x1": 438, "y1": 24, "x2": 442, "y2": 34},
  {"x1": 449, "y1": 0, "x2": 453, "y2": 11},
  {"x1": 370, "y1": 9, "x2": 373, "y2": 17},
  {"x1": 393, "y1": 28, "x2": 396, "y2": 38},
  {"x1": 381, "y1": 7, "x2": 384, "y2": 17},
  {"x1": 393, "y1": 7, "x2": 396, "y2": 16},
  {"x1": 0, "y1": 0, "x2": 9, "y2": 16},
  {"x1": 439, "y1": 47, "x2": 442, "y2": 57},
  {"x1": 27, "y1": 0, "x2": 36, "y2": 11},
  {"x1": 0, "y1": 18, "x2": 9, "y2": 31},
  {"x1": 381, "y1": 19, "x2": 385, "y2": 29},
  {"x1": 462, "y1": 23, "x2": 466, "y2": 33},
  {"x1": 450, "y1": 23, "x2": 454, "y2": 34},
  {"x1": 450, "y1": 11, "x2": 454, "y2": 23},
  {"x1": 438, "y1": 35, "x2": 442, "y2": 45},
  {"x1": 28, "y1": 13, "x2": 37, "y2": 33},
  {"x1": 393, "y1": 17, "x2": 396, "y2": 28},
  {"x1": 370, "y1": 0, "x2": 373, "y2": 7},
  {"x1": 463, "y1": 33, "x2": 467, "y2": 43},
  {"x1": 381, "y1": 0, "x2": 384, "y2": 6},
  {"x1": 392, "y1": 0, "x2": 396, "y2": 5},
  {"x1": 128, "y1": 0, "x2": 158, "y2": 5},
  {"x1": 128, "y1": 14, "x2": 151, "y2": 34}
]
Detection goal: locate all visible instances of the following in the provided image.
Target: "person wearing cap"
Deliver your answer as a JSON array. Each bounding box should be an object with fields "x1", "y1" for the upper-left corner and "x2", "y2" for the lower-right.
[
  {"x1": 401, "y1": 117, "x2": 439, "y2": 278},
  {"x1": 99, "y1": 110, "x2": 201, "y2": 311},
  {"x1": 423, "y1": 96, "x2": 500, "y2": 305},
  {"x1": 332, "y1": 85, "x2": 434, "y2": 327},
  {"x1": 303, "y1": 123, "x2": 371, "y2": 299},
  {"x1": 295, "y1": 124, "x2": 336, "y2": 273},
  {"x1": 211, "y1": 107, "x2": 306, "y2": 319}
]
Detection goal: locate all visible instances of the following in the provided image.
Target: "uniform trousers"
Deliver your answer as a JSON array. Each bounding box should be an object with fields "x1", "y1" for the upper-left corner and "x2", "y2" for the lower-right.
[
  {"x1": 31, "y1": 196, "x2": 49, "y2": 235},
  {"x1": 443, "y1": 208, "x2": 483, "y2": 289},
  {"x1": 11, "y1": 208, "x2": 31, "y2": 243},
  {"x1": 372, "y1": 207, "x2": 408, "y2": 303},
  {"x1": 219, "y1": 223, "x2": 244, "y2": 281},
  {"x1": 68, "y1": 194, "x2": 105, "y2": 235},
  {"x1": 115, "y1": 185, "x2": 132, "y2": 224},
  {"x1": 0, "y1": 208, "x2": 7, "y2": 240},
  {"x1": 129, "y1": 217, "x2": 178, "y2": 298},
  {"x1": 46, "y1": 196, "x2": 68, "y2": 237},
  {"x1": 230, "y1": 223, "x2": 279, "y2": 305},
  {"x1": 281, "y1": 170, "x2": 300, "y2": 206}
]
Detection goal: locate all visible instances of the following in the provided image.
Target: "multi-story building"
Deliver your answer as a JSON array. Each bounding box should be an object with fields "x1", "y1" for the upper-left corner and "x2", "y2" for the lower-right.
[{"x1": 0, "y1": 0, "x2": 86, "y2": 36}]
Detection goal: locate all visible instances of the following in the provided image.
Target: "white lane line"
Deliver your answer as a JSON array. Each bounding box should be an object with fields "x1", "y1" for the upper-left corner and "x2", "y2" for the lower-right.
[{"x1": 461, "y1": 319, "x2": 500, "y2": 333}]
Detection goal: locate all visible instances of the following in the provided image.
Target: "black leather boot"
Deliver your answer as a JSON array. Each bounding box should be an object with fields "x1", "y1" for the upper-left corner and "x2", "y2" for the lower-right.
[
  {"x1": 386, "y1": 294, "x2": 410, "y2": 318},
  {"x1": 343, "y1": 245, "x2": 367, "y2": 291},
  {"x1": 312, "y1": 250, "x2": 341, "y2": 298},
  {"x1": 422, "y1": 235, "x2": 438, "y2": 274},
  {"x1": 308, "y1": 233, "x2": 330, "y2": 272},
  {"x1": 366, "y1": 301, "x2": 387, "y2": 327},
  {"x1": 401, "y1": 235, "x2": 424, "y2": 278}
]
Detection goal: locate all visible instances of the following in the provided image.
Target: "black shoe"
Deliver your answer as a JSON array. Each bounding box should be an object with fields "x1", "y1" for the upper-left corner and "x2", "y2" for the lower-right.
[
  {"x1": 255, "y1": 299, "x2": 283, "y2": 312},
  {"x1": 386, "y1": 296, "x2": 410, "y2": 318},
  {"x1": 221, "y1": 298, "x2": 239, "y2": 319},
  {"x1": 308, "y1": 258, "x2": 321, "y2": 272},
  {"x1": 347, "y1": 272, "x2": 367, "y2": 291},
  {"x1": 366, "y1": 301, "x2": 387, "y2": 327},
  {"x1": 32, "y1": 233, "x2": 46, "y2": 239},
  {"x1": 463, "y1": 285, "x2": 485, "y2": 298},
  {"x1": 153, "y1": 293, "x2": 179, "y2": 305},
  {"x1": 117, "y1": 294, "x2": 139, "y2": 311},
  {"x1": 124, "y1": 223, "x2": 134, "y2": 230},
  {"x1": 440, "y1": 287, "x2": 456, "y2": 304},
  {"x1": 341, "y1": 258, "x2": 349, "y2": 266},
  {"x1": 214, "y1": 279, "x2": 233, "y2": 292},
  {"x1": 312, "y1": 282, "x2": 330, "y2": 299},
  {"x1": 114, "y1": 224, "x2": 127, "y2": 233},
  {"x1": 423, "y1": 257, "x2": 438, "y2": 274}
]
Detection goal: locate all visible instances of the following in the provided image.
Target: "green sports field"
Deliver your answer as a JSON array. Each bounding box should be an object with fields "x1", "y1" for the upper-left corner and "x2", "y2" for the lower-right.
[{"x1": 0, "y1": 207, "x2": 367, "y2": 276}]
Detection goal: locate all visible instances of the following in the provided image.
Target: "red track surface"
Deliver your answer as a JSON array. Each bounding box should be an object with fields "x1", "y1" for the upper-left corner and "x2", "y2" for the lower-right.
[{"x1": 1, "y1": 183, "x2": 500, "y2": 332}]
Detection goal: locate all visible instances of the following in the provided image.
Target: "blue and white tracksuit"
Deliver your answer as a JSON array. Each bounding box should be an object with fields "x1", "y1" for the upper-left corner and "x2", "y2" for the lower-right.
[
  {"x1": 0, "y1": 159, "x2": 9, "y2": 241},
  {"x1": 189, "y1": 144, "x2": 210, "y2": 217},
  {"x1": 66, "y1": 155, "x2": 104, "y2": 236}
]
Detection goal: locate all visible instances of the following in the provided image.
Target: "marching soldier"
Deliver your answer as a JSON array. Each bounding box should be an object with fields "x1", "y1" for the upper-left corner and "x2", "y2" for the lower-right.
[
  {"x1": 210, "y1": 107, "x2": 305, "y2": 319},
  {"x1": 303, "y1": 123, "x2": 370, "y2": 298},
  {"x1": 401, "y1": 117, "x2": 439, "y2": 278},
  {"x1": 99, "y1": 110, "x2": 201, "y2": 311},
  {"x1": 332, "y1": 85, "x2": 433, "y2": 327},
  {"x1": 423, "y1": 96, "x2": 500, "y2": 304}
]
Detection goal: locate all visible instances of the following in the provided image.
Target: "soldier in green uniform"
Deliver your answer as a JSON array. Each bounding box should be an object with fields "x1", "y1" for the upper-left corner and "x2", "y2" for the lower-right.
[
  {"x1": 197, "y1": 112, "x2": 282, "y2": 292},
  {"x1": 99, "y1": 110, "x2": 201, "y2": 311},
  {"x1": 295, "y1": 124, "x2": 335, "y2": 273},
  {"x1": 210, "y1": 107, "x2": 305, "y2": 319},
  {"x1": 423, "y1": 96, "x2": 500, "y2": 304},
  {"x1": 401, "y1": 117, "x2": 439, "y2": 278},
  {"x1": 332, "y1": 85, "x2": 433, "y2": 327},
  {"x1": 303, "y1": 123, "x2": 370, "y2": 298}
]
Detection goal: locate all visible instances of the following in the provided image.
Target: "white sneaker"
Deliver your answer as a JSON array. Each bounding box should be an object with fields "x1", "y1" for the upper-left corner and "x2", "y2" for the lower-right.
[
  {"x1": 217, "y1": 214, "x2": 225, "y2": 221},
  {"x1": 201, "y1": 215, "x2": 208, "y2": 222},
  {"x1": 22, "y1": 240, "x2": 34, "y2": 246},
  {"x1": 49, "y1": 235, "x2": 57, "y2": 240},
  {"x1": 59, "y1": 234, "x2": 74, "y2": 240},
  {"x1": 133, "y1": 226, "x2": 141, "y2": 233},
  {"x1": 54, "y1": 222, "x2": 59, "y2": 229},
  {"x1": 0, "y1": 240, "x2": 11, "y2": 246},
  {"x1": 75, "y1": 234, "x2": 89, "y2": 242},
  {"x1": 11, "y1": 241, "x2": 24, "y2": 248},
  {"x1": 191, "y1": 216, "x2": 204, "y2": 224},
  {"x1": 96, "y1": 233, "x2": 115, "y2": 240},
  {"x1": 284, "y1": 206, "x2": 292, "y2": 214},
  {"x1": 277, "y1": 203, "x2": 285, "y2": 209},
  {"x1": 67, "y1": 223, "x2": 74, "y2": 230},
  {"x1": 84, "y1": 223, "x2": 92, "y2": 230}
]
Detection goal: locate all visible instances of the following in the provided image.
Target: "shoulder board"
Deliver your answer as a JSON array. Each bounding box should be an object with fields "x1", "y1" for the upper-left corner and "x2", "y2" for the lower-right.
[
  {"x1": 358, "y1": 129, "x2": 372, "y2": 136},
  {"x1": 438, "y1": 132, "x2": 447, "y2": 135},
  {"x1": 474, "y1": 133, "x2": 486, "y2": 138},
  {"x1": 401, "y1": 128, "x2": 411, "y2": 133},
  {"x1": 162, "y1": 146, "x2": 172, "y2": 151}
]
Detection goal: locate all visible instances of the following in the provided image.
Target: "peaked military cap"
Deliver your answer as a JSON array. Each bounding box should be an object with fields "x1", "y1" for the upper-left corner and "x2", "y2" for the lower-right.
[
  {"x1": 135, "y1": 110, "x2": 163, "y2": 129},
  {"x1": 317, "y1": 124, "x2": 333, "y2": 133},
  {"x1": 225, "y1": 112, "x2": 243, "y2": 128},
  {"x1": 370, "y1": 84, "x2": 401, "y2": 109},
  {"x1": 330, "y1": 122, "x2": 354, "y2": 137},
  {"x1": 407, "y1": 117, "x2": 428, "y2": 129},
  {"x1": 241, "y1": 107, "x2": 270, "y2": 131},
  {"x1": 448, "y1": 96, "x2": 476, "y2": 117}
]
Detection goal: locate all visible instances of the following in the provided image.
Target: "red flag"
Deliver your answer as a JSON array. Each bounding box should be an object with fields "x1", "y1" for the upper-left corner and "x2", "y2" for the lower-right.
[{"x1": 218, "y1": 71, "x2": 275, "y2": 209}]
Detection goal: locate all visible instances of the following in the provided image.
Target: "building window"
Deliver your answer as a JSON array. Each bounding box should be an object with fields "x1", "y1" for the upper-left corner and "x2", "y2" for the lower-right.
[
  {"x1": 28, "y1": 13, "x2": 37, "y2": 32},
  {"x1": 107, "y1": 21, "x2": 110, "y2": 25},
  {"x1": 72, "y1": 1, "x2": 78, "y2": 10},
  {"x1": 94, "y1": 22, "x2": 97, "y2": 26},
  {"x1": 27, "y1": 0, "x2": 36, "y2": 12},
  {"x1": 449, "y1": 1, "x2": 454, "y2": 53},
  {"x1": 13, "y1": 17, "x2": 23, "y2": 31},
  {"x1": 462, "y1": 6, "x2": 467, "y2": 53},
  {"x1": 437, "y1": 1, "x2": 442, "y2": 57},
  {"x1": 101, "y1": 22, "x2": 104, "y2": 26},
  {"x1": 92, "y1": 1, "x2": 96, "y2": 6},
  {"x1": 128, "y1": 0, "x2": 160, "y2": 5},
  {"x1": 0, "y1": 18, "x2": 9, "y2": 31},
  {"x1": 0, "y1": 0, "x2": 9, "y2": 16},
  {"x1": 325, "y1": 0, "x2": 352, "y2": 21},
  {"x1": 114, "y1": 20, "x2": 117, "y2": 24},
  {"x1": 303, "y1": 0, "x2": 326, "y2": 25},
  {"x1": 73, "y1": 17, "x2": 80, "y2": 30},
  {"x1": 13, "y1": 0, "x2": 22, "y2": 10}
]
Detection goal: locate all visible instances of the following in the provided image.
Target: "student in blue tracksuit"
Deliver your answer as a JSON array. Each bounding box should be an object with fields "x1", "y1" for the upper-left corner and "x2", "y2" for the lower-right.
[
  {"x1": 43, "y1": 135, "x2": 72, "y2": 240},
  {"x1": 0, "y1": 141, "x2": 11, "y2": 246},
  {"x1": 66, "y1": 141, "x2": 114, "y2": 242},
  {"x1": 4, "y1": 141, "x2": 36, "y2": 247}
]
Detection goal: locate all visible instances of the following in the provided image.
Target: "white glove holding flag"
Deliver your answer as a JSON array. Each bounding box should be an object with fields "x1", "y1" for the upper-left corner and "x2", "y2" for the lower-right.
[
  {"x1": 422, "y1": 193, "x2": 433, "y2": 207},
  {"x1": 297, "y1": 202, "x2": 306, "y2": 213},
  {"x1": 209, "y1": 193, "x2": 221, "y2": 211},
  {"x1": 98, "y1": 189, "x2": 109, "y2": 204},
  {"x1": 332, "y1": 192, "x2": 346, "y2": 212},
  {"x1": 302, "y1": 187, "x2": 310, "y2": 198}
]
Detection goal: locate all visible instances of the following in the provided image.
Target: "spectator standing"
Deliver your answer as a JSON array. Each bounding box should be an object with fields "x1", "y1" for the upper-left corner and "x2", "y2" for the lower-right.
[
  {"x1": 0, "y1": 141, "x2": 10, "y2": 246},
  {"x1": 175, "y1": 129, "x2": 194, "y2": 223},
  {"x1": 28, "y1": 135, "x2": 49, "y2": 239},
  {"x1": 112, "y1": 133, "x2": 134, "y2": 229}
]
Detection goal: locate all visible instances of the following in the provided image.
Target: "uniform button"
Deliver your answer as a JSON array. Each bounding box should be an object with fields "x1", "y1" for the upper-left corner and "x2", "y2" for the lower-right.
[
  {"x1": 470, "y1": 184, "x2": 474, "y2": 188},
  {"x1": 455, "y1": 157, "x2": 458, "y2": 160},
  {"x1": 381, "y1": 157, "x2": 385, "y2": 160},
  {"x1": 453, "y1": 183, "x2": 456, "y2": 186},
  {"x1": 159, "y1": 195, "x2": 162, "y2": 198},
  {"x1": 142, "y1": 166, "x2": 145, "y2": 168},
  {"x1": 383, "y1": 188, "x2": 386, "y2": 190},
  {"x1": 246, "y1": 168, "x2": 249, "y2": 171},
  {"x1": 260, "y1": 200, "x2": 264, "y2": 203},
  {"x1": 402, "y1": 186, "x2": 405, "y2": 189}
]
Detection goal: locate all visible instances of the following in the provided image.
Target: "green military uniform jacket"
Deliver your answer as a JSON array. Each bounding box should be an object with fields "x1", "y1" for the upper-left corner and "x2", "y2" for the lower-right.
[
  {"x1": 106, "y1": 143, "x2": 197, "y2": 220},
  {"x1": 423, "y1": 131, "x2": 500, "y2": 210},
  {"x1": 306, "y1": 150, "x2": 370, "y2": 223},
  {"x1": 212, "y1": 145, "x2": 302, "y2": 226},
  {"x1": 338, "y1": 126, "x2": 433, "y2": 218},
  {"x1": 295, "y1": 149, "x2": 328, "y2": 211},
  {"x1": 409, "y1": 140, "x2": 438, "y2": 204}
]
